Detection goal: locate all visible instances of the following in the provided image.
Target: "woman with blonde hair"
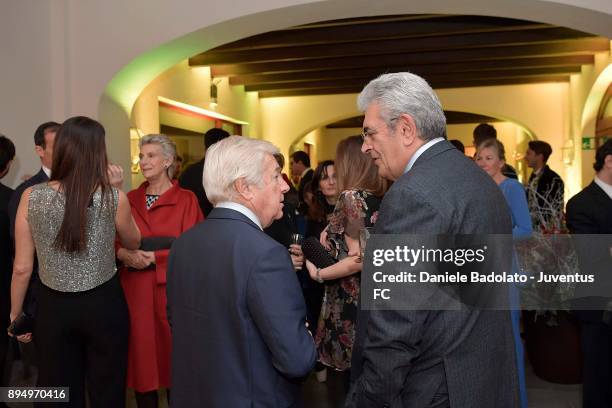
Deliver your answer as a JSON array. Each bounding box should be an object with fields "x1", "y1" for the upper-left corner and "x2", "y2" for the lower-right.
[
  {"x1": 117, "y1": 134, "x2": 203, "y2": 408},
  {"x1": 305, "y1": 135, "x2": 387, "y2": 384},
  {"x1": 476, "y1": 138, "x2": 531, "y2": 408}
]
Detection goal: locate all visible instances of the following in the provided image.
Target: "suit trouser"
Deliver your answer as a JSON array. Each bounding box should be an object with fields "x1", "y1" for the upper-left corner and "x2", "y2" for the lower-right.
[
  {"x1": 581, "y1": 321, "x2": 612, "y2": 408},
  {"x1": 33, "y1": 275, "x2": 129, "y2": 408}
]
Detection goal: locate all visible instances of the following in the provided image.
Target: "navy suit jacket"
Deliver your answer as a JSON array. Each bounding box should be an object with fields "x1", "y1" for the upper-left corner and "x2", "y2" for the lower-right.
[{"x1": 167, "y1": 207, "x2": 316, "y2": 407}]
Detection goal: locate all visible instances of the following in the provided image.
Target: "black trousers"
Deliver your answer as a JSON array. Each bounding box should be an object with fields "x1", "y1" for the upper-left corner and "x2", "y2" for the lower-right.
[
  {"x1": 581, "y1": 320, "x2": 612, "y2": 408},
  {"x1": 34, "y1": 275, "x2": 129, "y2": 408}
]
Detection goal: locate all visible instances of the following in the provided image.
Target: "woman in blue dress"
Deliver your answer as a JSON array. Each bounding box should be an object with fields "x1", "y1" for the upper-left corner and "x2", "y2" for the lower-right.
[{"x1": 476, "y1": 138, "x2": 532, "y2": 408}]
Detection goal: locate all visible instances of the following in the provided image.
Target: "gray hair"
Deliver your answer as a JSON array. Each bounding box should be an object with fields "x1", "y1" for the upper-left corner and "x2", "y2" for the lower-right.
[
  {"x1": 139, "y1": 134, "x2": 177, "y2": 178},
  {"x1": 203, "y1": 136, "x2": 279, "y2": 205},
  {"x1": 357, "y1": 72, "x2": 447, "y2": 141}
]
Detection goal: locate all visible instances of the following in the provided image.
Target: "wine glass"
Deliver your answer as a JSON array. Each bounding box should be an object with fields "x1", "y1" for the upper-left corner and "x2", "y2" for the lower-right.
[{"x1": 359, "y1": 227, "x2": 373, "y2": 260}]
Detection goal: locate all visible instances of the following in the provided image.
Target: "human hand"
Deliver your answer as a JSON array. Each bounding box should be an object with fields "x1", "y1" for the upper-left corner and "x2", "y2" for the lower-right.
[
  {"x1": 107, "y1": 164, "x2": 124, "y2": 188},
  {"x1": 16, "y1": 333, "x2": 32, "y2": 343},
  {"x1": 346, "y1": 234, "x2": 360, "y2": 257},
  {"x1": 319, "y1": 227, "x2": 331, "y2": 250},
  {"x1": 118, "y1": 248, "x2": 151, "y2": 269},
  {"x1": 7, "y1": 314, "x2": 33, "y2": 343},
  {"x1": 7, "y1": 329, "x2": 33, "y2": 343},
  {"x1": 289, "y1": 244, "x2": 304, "y2": 270},
  {"x1": 141, "y1": 251, "x2": 156, "y2": 265},
  {"x1": 339, "y1": 255, "x2": 362, "y2": 274}
]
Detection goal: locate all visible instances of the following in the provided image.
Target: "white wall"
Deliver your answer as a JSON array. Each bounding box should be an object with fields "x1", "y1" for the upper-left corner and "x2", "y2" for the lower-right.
[
  {"x1": 1, "y1": 0, "x2": 611, "y2": 189},
  {"x1": 0, "y1": 2, "x2": 55, "y2": 186}
]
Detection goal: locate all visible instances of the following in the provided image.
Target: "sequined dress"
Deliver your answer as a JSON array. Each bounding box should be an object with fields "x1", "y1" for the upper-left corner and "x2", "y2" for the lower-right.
[{"x1": 27, "y1": 183, "x2": 119, "y2": 292}]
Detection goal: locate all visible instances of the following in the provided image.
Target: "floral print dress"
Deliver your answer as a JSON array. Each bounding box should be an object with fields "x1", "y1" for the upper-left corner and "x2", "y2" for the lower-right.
[{"x1": 314, "y1": 189, "x2": 381, "y2": 371}]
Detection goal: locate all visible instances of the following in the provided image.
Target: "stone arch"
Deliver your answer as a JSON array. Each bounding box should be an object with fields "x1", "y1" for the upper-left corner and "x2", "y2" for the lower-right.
[{"x1": 97, "y1": 0, "x2": 612, "y2": 186}]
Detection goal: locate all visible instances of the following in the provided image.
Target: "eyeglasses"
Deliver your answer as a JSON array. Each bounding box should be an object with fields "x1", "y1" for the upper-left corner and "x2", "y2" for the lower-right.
[{"x1": 361, "y1": 117, "x2": 399, "y2": 142}]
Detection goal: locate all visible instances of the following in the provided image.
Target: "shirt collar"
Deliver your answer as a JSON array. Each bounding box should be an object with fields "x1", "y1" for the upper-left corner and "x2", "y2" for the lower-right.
[
  {"x1": 594, "y1": 176, "x2": 612, "y2": 200},
  {"x1": 216, "y1": 201, "x2": 263, "y2": 230},
  {"x1": 404, "y1": 138, "x2": 445, "y2": 174},
  {"x1": 42, "y1": 165, "x2": 51, "y2": 178}
]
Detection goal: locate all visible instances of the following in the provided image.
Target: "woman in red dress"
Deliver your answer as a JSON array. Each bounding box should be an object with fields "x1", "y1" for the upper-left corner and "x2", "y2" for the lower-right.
[{"x1": 117, "y1": 134, "x2": 203, "y2": 408}]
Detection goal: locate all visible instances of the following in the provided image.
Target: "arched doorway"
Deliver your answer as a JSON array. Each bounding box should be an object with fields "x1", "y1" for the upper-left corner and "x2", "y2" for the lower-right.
[{"x1": 98, "y1": 1, "x2": 612, "y2": 188}]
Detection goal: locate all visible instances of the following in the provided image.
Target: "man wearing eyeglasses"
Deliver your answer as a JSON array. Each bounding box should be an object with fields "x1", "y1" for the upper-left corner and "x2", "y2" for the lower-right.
[{"x1": 347, "y1": 73, "x2": 519, "y2": 408}]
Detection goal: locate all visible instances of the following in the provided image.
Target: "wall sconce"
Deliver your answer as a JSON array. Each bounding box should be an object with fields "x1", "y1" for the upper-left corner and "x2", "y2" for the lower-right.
[
  {"x1": 562, "y1": 139, "x2": 575, "y2": 166},
  {"x1": 129, "y1": 127, "x2": 144, "y2": 140},
  {"x1": 131, "y1": 154, "x2": 140, "y2": 174},
  {"x1": 210, "y1": 78, "x2": 221, "y2": 109}
]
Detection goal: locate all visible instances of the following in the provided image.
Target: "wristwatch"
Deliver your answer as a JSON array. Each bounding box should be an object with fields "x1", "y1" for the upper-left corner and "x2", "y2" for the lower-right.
[{"x1": 315, "y1": 268, "x2": 324, "y2": 283}]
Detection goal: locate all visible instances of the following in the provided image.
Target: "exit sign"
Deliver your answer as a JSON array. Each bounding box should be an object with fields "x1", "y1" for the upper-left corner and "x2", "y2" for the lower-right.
[{"x1": 582, "y1": 137, "x2": 596, "y2": 150}]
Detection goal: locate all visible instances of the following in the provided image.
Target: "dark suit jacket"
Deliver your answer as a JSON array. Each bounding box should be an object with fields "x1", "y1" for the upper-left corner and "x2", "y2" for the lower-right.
[
  {"x1": 527, "y1": 165, "x2": 564, "y2": 224},
  {"x1": 7, "y1": 168, "x2": 48, "y2": 315},
  {"x1": 179, "y1": 158, "x2": 214, "y2": 217},
  {"x1": 297, "y1": 168, "x2": 313, "y2": 215},
  {"x1": 8, "y1": 168, "x2": 49, "y2": 241},
  {"x1": 0, "y1": 183, "x2": 14, "y2": 330},
  {"x1": 503, "y1": 163, "x2": 518, "y2": 180},
  {"x1": 167, "y1": 207, "x2": 316, "y2": 407},
  {"x1": 348, "y1": 140, "x2": 519, "y2": 408},
  {"x1": 566, "y1": 181, "x2": 612, "y2": 320}
]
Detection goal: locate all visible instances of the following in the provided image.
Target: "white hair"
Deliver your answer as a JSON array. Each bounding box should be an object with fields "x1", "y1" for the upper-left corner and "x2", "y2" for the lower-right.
[
  {"x1": 139, "y1": 134, "x2": 177, "y2": 178},
  {"x1": 357, "y1": 72, "x2": 446, "y2": 141},
  {"x1": 203, "y1": 136, "x2": 279, "y2": 205}
]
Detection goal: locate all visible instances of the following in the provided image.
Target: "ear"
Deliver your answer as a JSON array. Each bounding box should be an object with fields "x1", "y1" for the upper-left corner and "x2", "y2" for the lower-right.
[
  {"x1": 34, "y1": 145, "x2": 44, "y2": 159},
  {"x1": 396, "y1": 113, "x2": 418, "y2": 147},
  {"x1": 604, "y1": 154, "x2": 612, "y2": 168},
  {"x1": 234, "y1": 177, "x2": 254, "y2": 201}
]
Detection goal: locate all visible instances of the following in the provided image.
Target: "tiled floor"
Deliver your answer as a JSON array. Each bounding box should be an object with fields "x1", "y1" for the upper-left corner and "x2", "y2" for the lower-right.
[
  {"x1": 6, "y1": 359, "x2": 582, "y2": 407},
  {"x1": 299, "y1": 361, "x2": 583, "y2": 408}
]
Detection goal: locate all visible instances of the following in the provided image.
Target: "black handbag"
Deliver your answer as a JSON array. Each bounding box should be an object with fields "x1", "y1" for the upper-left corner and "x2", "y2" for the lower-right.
[
  {"x1": 8, "y1": 312, "x2": 34, "y2": 336},
  {"x1": 301, "y1": 237, "x2": 337, "y2": 269},
  {"x1": 140, "y1": 236, "x2": 175, "y2": 251}
]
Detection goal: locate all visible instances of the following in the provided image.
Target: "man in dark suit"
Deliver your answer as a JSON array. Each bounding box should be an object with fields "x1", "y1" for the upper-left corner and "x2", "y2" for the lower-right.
[
  {"x1": 0, "y1": 135, "x2": 15, "y2": 406},
  {"x1": 566, "y1": 139, "x2": 612, "y2": 408},
  {"x1": 7, "y1": 122, "x2": 59, "y2": 322},
  {"x1": 525, "y1": 140, "x2": 564, "y2": 232},
  {"x1": 178, "y1": 127, "x2": 229, "y2": 217},
  {"x1": 167, "y1": 136, "x2": 316, "y2": 407},
  {"x1": 8, "y1": 122, "x2": 59, "y2": 240},
  {"x1": 348, "y1": 73, "x2": 519, "y2": 407},
  {"x1": 290, "y1": 151, "x2": 313, "y2": 215}
]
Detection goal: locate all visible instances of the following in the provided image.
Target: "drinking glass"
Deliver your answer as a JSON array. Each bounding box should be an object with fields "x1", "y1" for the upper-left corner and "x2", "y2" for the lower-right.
[
  {"x1": 290, "y1": 233, "x2": 304, "y2": 246},
  {"x1": 359, "y1": 227, "x2": 373, "y2": 260}
]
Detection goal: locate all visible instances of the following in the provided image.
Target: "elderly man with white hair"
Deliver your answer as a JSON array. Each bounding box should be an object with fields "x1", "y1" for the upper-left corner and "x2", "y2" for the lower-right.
[{"x1": 167, "y1": 136, "x2": 316, "y2": 407}]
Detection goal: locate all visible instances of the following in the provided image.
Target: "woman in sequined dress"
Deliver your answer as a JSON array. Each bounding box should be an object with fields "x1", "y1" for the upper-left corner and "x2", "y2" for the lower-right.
[
  {"x1": 9, "y1": 116, "x2": 141, "y2": 408},
  {"x1": 117, "y1": 135, "x2": 202, "y2": 408},
  {"x1": 305, "y1": 136, "x2": 388, "y2": 380}
]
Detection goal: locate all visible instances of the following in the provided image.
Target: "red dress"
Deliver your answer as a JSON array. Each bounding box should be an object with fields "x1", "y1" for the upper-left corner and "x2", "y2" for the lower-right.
[{"x1": 118, "y1": 181, "x2": 203, "y2": 392}]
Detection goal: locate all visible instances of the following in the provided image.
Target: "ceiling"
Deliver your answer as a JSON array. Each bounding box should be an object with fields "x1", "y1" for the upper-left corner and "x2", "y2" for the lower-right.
[
  {"x1": 189, "y1": 14, "x2": 610, "y2": 98},
  {"x1": 326, "y1": 111, "x2": 500, "y2": 128}
]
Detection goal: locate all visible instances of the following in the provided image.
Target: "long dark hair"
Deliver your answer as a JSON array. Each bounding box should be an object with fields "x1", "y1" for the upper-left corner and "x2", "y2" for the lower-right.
[
  {"x1": 50, "y1": 116, "x2": 111, "y2": 253},
  {"x1": 336, "y1": 135, "x2": 388, "y2": 196},
  {"x1": 309, "y1": 160, "x2": 335, "y2": 222}
]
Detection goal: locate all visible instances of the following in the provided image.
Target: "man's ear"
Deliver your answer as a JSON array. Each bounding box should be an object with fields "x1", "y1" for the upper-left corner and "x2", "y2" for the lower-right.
[
  {"x1": 397, "y1": 113, "x2": 418, "y2": 147},
  {"x1": 34, "y1": 145, "x2": 44, "y2": 159},
  {"x1": 604, "y1": 154, "x2": 612, "y2": 169},
  {"x1": 234, "y1": 177, "x2": 253, "y2": 201}
]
